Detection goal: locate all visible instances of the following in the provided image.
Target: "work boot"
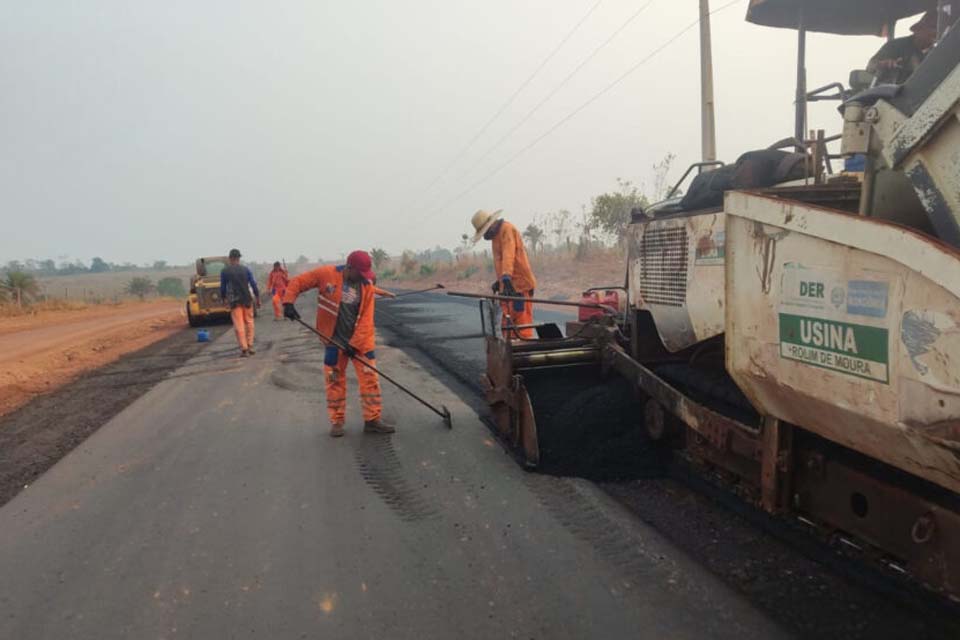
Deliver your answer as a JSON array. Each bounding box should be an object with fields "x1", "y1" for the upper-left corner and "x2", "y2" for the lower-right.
[
  {"x1": 240, "y1": 349, "x2": 249, "y2": 358},
  {"x1": 329, "y1": 423, "x2": 345, "y2": 438},
  {"x1": 247, "y1": 346, "x2": 256, "y2": 355},
  {"x1": 363, "y1": 418, "x2": 396, "y2": 434}
]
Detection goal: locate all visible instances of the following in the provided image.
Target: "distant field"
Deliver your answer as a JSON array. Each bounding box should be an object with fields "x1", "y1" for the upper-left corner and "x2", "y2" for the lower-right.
[{"x1": 37, "y1": 268, "x2": 194, "y2": 301}]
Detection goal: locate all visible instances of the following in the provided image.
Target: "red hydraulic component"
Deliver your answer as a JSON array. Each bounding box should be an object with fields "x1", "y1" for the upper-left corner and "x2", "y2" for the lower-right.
[{"x1": 579, "y1": 289, "x2": 621, "y2": 322}]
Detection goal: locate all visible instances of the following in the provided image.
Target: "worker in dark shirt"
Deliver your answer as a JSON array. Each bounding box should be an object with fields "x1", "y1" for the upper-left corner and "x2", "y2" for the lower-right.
[
  {"x1": 867, "y1": 10, "x2": 939, "y2": 85},
  {"x1": 220, "y1": 248, "x2": 261, "y2": 357}
]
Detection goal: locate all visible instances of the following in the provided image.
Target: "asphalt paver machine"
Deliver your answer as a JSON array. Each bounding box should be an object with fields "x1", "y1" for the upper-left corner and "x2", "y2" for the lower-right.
[{"x1": 481, "y1": 0, "x2": 960, "y2": 600}]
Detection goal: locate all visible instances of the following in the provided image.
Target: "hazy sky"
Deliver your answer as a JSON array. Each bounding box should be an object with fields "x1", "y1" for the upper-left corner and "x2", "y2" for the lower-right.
[{"x1": 1, "y1": 1, "x2": 910, "y2": 265}]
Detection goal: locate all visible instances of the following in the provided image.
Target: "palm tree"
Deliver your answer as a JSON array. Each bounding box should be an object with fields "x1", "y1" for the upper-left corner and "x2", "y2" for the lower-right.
[
  {"x1": 370, "y1": 248, "x2": 389, "y2": 270},
  {"x1": 522, "y1": 223, "x2": 545, "y2": 254}
]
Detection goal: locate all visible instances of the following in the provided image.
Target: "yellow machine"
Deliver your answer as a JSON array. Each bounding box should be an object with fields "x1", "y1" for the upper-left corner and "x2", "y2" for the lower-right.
[{"x1": 186, "y1": 256, "x2": 238, "y2": 327}]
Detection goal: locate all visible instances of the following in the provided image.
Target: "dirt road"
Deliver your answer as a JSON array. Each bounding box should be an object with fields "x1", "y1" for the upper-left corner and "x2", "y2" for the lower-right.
[{"x1": 0, "y1": 301, "x2": 183, "y2": 416}]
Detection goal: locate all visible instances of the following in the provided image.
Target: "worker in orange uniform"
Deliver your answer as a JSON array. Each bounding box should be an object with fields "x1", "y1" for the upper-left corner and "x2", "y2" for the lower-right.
[
  {"x1": 282, "y1": 250, "x2": 395, "y2": 437},
  {"x1": 220, "y1": 248, "x2": 261, "y2": 357},
  {"x1": 471, "y1": 209, "x2": 537, "y2": 338},
  {"x1": 266, "y1": 261, "x2": 289, "y2": 320}
]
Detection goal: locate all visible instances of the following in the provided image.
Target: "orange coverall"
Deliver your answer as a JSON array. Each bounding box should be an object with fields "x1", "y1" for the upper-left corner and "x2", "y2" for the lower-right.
[
  {"x1": 230, "y1": 306, "x2": 255, "y2": 350},
  {"x1": 266, "y1": 268, "x2": 290, "y2": 319},
  {"x1": 283, "y1": 265, "x2": 381, "y2": 425},
  {"x1": 491, "y1": 220, "x2": 538, "y2": 338}
]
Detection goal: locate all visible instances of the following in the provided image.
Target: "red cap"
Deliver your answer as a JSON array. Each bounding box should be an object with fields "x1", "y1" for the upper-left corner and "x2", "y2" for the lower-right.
[{"x1": 346, "y1": 250, "x2": 376, "y2": 282}]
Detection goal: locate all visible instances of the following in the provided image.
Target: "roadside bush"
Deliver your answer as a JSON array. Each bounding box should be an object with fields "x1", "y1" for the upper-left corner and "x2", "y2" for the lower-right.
[
  {"x1": 125, "y1": 277, "x2": 155, "y2": 300},
  {"x1": 380, "y1": 268, "x2": 397, "y2": 280},
  {"x1": 419, "y1": 264, "x2": 435, "y2": 277},
  {"x1": 2, "y1": 271, "x2": 40, "y2": 305},
  {"x1": 157, "y1": 277, "x2": 186, "y2": 298},
  {"x1": 459, "y1": 265, "x2": 479, "y2": 280}
]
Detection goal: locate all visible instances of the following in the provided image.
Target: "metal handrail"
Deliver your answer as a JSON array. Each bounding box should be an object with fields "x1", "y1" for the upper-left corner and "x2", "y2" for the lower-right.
[
  {"x1": 666, "y1": 161, "x2": 726, "y2": 199},
  {"x1": 806, "y1": 82, "x2": 847, "y2": 102}
]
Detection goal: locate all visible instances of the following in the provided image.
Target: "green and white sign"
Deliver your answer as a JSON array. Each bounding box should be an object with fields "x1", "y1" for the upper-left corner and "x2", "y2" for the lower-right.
[{"x1": 779, "y1": 313, "x2": 889, "y2": 383}]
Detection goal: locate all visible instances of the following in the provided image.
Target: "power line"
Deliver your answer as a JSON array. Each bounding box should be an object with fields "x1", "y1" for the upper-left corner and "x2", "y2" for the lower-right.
[
  {"x1": 418, "y1": 0, "x2": 741, "y2": 222},
  {"x1": 444, "y1": 0, "x2": 657, "y2": 195},
  {"x1": 409, "y1": 0, "x2": 604, "y2": 205}
]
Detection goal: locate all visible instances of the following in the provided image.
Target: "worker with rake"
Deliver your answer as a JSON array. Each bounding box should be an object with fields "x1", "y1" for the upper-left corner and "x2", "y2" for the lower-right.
[
  {"x1": 282, "y1": 250, "x2": 395, "y2": 437},
  {"x1": 470, "y1": 209, "x2": 538, "y2": 339}
]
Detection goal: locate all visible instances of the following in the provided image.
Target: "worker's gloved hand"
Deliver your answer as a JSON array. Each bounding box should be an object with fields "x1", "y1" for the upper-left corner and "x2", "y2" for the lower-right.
[
  {"x1": 491, "y1": 280, "x2": 500, "y2": 294},
  {"x1": 283, "y1": 303, "x2": 300, "y2": 321},
  {"x1": 342, "y1": 344, "x2": 357, "y2": 358},
  {"x1": 501, "y1": 275, "x2": 518, "y2": 298}
]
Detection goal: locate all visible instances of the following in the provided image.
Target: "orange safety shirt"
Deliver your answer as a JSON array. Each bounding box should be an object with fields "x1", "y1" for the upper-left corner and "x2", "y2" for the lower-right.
[
  {"x1": 267, "y1": 269, "x2": 289, "y2": 296},
  {"x1": 283, "y1": 265, "x2": 377, "y2": 354},
  {"x1": 492, "y1": 220, "x2": 537, "y2": 293}
]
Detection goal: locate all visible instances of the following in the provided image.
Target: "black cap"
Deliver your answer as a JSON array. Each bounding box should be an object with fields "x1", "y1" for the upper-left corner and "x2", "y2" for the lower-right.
[
  {"x1": 273, "y1": 261, "x2": 281, "y2": 268},
  {"x1": 229, "y1": 248, "x2": 241, "y2": 259}
]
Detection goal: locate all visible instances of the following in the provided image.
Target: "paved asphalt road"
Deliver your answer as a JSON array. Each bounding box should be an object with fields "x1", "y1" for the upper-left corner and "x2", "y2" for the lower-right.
[
  {"x1": 0, "y1": 295, "x2": 786, "y2": 639},
  {"x1": 375, "y1": 292, "x2": 573, "y2": 391}
]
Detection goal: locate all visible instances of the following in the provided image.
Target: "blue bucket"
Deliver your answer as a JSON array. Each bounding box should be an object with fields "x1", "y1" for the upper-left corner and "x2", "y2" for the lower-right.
[{"x1": 197, "y1": 329, "x2": 210, "y2": 343}]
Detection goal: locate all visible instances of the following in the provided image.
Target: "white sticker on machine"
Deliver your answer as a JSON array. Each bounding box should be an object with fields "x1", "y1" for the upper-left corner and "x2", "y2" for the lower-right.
[{"x1": 779, "y1": 264, "x2": 891, "y2": 383}]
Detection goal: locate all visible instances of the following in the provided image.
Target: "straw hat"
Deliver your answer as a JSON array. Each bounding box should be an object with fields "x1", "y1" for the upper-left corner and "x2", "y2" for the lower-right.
[{"x1": 470, "y1": 209, "x2": 503, "y2": 243}]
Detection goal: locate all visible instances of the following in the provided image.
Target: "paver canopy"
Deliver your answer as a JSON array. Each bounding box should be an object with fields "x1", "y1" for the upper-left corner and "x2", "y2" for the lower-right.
[{"x1": 746, "y1": 0, "x2": 933, "y2": 35}]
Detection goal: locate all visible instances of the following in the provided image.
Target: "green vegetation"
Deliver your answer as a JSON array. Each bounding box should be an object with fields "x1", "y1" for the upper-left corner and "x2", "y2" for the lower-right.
[
  {"x1": 370, "y1": 248, "x2": 389, "y2": 270},
  {"x1": 459, "y1": 265, "x2": 479, "y2": 280},
  {"x1": 157, "y1": 277, "x2": 186, "y2": 298},
  {"x1": 589, "y1": 178, "x2": 648, "y2": 240},
  {"x1": 125, "y1": 277, "x2": 155, "y2": 300},
  {"x1": 522, "y1": 223, "x2": 544, "y2": 253},
  {"x1": 419, "y1": 263, "x2": 435, "y2": 277},
  {"x1": 2, "y1": 271, "x2": 40, "y2": 304}
]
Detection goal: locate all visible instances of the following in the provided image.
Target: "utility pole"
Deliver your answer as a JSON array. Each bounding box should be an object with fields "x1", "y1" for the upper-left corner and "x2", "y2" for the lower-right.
[{"x1": 699, "y1": 0, "x2": 718, "y2": 162}]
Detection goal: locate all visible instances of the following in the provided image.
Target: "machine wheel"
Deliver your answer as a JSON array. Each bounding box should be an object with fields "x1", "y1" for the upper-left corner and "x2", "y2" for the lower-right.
[{"x1": 187, "y1": 302, "x2": 201, "y2": 327}]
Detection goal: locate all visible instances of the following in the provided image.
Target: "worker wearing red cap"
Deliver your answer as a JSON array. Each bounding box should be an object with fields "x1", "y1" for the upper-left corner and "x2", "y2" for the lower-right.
[
  {"x1": 470, "y1": 209, "x2": 538, "y2": 339},
  {"x1": 282, "y1": 250, "x2": 395, "y2": 437},
  {"x1": 266, "y1": 261, "x2": 289, "y2": 320}
]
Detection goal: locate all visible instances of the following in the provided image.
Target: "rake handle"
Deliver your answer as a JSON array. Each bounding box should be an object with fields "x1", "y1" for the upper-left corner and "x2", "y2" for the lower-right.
[{"x1": 294, "y1": 318, "x2": 449, "y2": 421}]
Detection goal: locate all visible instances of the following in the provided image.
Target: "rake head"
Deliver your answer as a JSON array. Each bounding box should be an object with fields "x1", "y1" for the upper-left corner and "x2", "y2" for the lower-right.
[{"x1": 441, "y1": 405, "x2": 453, "y2": 429}]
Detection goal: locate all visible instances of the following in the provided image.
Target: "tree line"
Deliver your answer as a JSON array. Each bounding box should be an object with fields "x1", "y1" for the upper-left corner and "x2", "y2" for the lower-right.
[
  {"x1": 370, "y1": 152, "x2": 679, "y2": 277},
  {"x1": 2, "y1": 257, "x2": 177, "y2": 277}
]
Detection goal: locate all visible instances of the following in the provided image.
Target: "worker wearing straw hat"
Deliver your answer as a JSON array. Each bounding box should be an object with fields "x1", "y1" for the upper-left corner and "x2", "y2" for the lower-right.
[{"x1": 470, "y1": 209, "x2": 537, "y2": 339}]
